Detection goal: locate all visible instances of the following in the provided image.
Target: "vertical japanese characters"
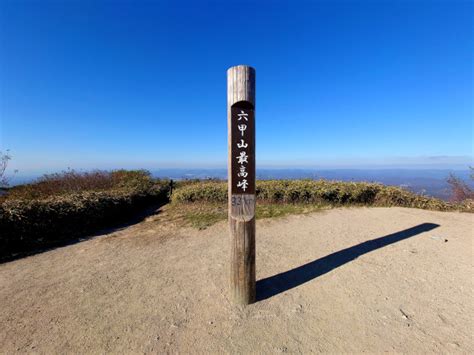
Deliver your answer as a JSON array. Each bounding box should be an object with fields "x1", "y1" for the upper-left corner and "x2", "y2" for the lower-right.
[
  {"x1": 230, "y1": 101, "x2": 255, "y2": 195},
  {"x1": 235, "y1": 110, "x2": 249, "y2": 192}
]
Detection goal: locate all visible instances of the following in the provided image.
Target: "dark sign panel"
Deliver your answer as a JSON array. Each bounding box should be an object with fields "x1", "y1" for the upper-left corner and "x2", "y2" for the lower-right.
[{"x1": 231, "y1": 101, "x2": 255, "y2": 195}]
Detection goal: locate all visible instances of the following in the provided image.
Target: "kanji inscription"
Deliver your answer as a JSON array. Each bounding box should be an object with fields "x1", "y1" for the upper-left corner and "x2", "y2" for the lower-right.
[{"x1": 231, "y1": 101, "x2": 255, "y2": 195}]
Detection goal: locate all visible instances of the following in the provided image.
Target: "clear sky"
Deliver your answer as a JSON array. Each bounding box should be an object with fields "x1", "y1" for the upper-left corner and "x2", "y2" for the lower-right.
[{"x1": 1, "y1": 0, "x2": 473, "y2": 174}]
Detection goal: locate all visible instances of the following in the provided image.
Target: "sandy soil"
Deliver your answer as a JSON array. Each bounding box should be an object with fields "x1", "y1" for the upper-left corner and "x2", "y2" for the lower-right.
[{"x1": 0, "y1": 207, "x2": 473, "y2": 354}]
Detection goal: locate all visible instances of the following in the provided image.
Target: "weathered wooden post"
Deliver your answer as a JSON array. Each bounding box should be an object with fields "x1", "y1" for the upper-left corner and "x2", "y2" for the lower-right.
[{"x1": 227, "y1": 65, "x2": 256, "y2": 305}]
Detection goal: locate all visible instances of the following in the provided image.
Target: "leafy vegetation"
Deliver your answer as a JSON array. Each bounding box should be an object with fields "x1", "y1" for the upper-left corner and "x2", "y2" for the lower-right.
[
  {"x1": 172, "y1": 179, "x2": 467, "y2": 211},
  {"x1": 166, "y1": 178, "x2": 472, "y2": 230},
  {"x1": 1, "y1": 169, "x2": 160, "y2": 201},
  {"x1": 0, "y1": 170, "x2": 170, "y2": 259}
]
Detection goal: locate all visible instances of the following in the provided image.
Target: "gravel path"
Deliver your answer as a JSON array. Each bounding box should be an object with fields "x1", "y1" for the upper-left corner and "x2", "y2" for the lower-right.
[{"x1": 0, "y1": 207, "x2": 472, "y2": 353}]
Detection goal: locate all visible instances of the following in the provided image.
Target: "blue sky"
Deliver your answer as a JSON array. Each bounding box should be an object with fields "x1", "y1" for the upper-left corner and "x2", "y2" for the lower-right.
[{"x1": 1, "y1": 0, "x2": 472, "y2": 174}]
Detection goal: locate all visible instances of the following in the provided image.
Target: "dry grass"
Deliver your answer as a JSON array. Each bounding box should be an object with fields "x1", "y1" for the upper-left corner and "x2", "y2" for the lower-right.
[{"x1": 161, "y1": 201, "x2": 327, "y2": 230}]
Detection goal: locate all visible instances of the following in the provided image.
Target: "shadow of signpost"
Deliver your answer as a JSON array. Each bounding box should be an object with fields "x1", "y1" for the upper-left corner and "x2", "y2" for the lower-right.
[{"x1": 256, "y1": 222, "x2": 439, "y2": 301}]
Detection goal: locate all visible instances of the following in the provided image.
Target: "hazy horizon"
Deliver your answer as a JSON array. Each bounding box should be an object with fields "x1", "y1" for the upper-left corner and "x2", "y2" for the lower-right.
[
  {"x1": 8, "y1": 166, "x2": 473, "y2": 202},
  {"x1": 6, "y1": 154, "x2": 474, "y2": 177}
]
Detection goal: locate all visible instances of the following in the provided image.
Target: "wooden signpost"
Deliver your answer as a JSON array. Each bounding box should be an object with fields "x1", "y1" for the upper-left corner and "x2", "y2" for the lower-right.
[{"x1": 227, "y1": 65, "x2": 256, "y2": 305}]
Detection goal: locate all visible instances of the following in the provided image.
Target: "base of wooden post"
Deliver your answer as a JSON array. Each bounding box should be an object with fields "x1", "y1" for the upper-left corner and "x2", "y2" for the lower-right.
[{"x1": 230, "y1": 217, "x2": 256, "y2": 305}]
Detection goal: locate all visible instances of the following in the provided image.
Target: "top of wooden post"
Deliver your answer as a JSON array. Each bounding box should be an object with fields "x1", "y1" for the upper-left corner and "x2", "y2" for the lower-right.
[{"x1": 227, "y1": 65, "x2": 256, "y2": 107}]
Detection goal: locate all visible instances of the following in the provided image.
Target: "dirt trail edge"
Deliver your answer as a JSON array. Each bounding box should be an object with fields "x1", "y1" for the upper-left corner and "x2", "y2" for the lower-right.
[{"x1": 1, "y1": 207, "x2": 472, "y2": 353}]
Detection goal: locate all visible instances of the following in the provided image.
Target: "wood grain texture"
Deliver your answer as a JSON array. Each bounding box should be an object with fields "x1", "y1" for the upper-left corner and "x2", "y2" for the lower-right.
[
  {"x1": 227, "y1": 65, "x2": 256, "y2": 107},
  {"x1": 227, "y1": 65, "x2": 256, "y2": 305},
  {"x1": 230, "y1": 194, "x2": 255, "y2": 222}
]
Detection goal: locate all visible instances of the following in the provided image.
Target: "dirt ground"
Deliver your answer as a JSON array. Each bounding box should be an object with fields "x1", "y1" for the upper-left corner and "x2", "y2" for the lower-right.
[{"x1": 0, "y1": 207, "x2": 473, "y2": 354}]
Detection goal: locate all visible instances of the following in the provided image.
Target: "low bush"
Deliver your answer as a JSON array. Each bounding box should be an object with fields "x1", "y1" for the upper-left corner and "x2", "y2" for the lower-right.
[
  {"x1": 2, "y1": 169, "x2": 158, "y2": 201},
  {"x1": 0, "y1": 170, "x2": 170, "y2": 259},
  {"x1": 173, "y1": 180, "x2": 227, "y2": 203},
  {"x1": 172, "y1": 179, "x2": 463, "y2": 211}
]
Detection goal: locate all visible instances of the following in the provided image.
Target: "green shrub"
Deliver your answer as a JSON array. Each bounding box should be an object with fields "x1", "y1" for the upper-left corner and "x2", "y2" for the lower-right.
[
  {"x1": 173, "y1": 180, "x2": 227, "y2": 203},
  {"x1": 172, "y1": 179, "x2": 461, "y2": 211},
  {"x1": 0, "y1": 170, "x2": 171, "y2": 259}
]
